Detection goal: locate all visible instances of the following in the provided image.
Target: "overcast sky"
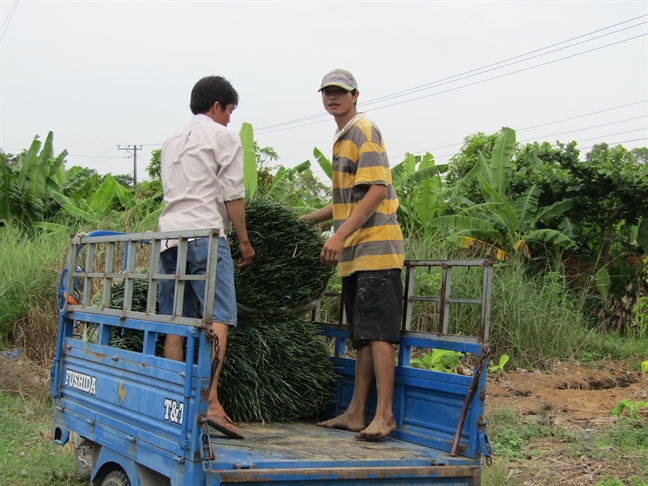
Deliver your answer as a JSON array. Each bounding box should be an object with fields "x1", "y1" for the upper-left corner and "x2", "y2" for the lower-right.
[{"x1": 1, "y1": 1, "x2": 646, "y2": 184}]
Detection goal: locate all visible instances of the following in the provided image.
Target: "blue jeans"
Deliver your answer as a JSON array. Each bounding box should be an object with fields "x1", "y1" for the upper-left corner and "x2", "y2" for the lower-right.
[{"x1": 158, "y1": 237, "x2": 237, "y2": 326}]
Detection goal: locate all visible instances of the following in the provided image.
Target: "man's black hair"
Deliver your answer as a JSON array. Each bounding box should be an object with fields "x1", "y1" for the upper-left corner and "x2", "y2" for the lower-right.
[{"x1": 190, "y1": 76, "x2": 239, "y2": 115}]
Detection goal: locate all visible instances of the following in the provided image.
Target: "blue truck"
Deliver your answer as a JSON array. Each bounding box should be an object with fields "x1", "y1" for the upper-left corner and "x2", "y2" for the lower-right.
[{"x1": 51, "y1": 229, "x2": 493, "y2": 485}]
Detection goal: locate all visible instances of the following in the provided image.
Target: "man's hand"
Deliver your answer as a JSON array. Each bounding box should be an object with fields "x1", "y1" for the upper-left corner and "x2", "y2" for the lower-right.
[
  {"x1": 320, "y1": 232, "x2": 345, "y2": 266},
  {"x1": 225, "y1": 198, "x2": 255, "y2": 268},
  {"x1": 237, "y1": 241, "x2": 255, "y2": 268}
]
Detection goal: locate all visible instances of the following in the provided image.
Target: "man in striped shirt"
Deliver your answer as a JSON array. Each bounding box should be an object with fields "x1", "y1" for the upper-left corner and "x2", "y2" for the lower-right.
[{"x1": 303, "y1": 69, "x2": 405, "y2": 441}]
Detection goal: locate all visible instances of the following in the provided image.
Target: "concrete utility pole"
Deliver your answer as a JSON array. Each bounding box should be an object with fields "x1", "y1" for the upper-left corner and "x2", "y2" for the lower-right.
[{"x1": 118, "y1": 145, "x2": 142, "y2": 186}]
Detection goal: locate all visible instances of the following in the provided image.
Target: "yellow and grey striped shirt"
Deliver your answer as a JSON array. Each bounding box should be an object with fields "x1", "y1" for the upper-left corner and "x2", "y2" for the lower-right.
[{"x1": 332, "y1": 114, "x2": 404, "y2": 277}]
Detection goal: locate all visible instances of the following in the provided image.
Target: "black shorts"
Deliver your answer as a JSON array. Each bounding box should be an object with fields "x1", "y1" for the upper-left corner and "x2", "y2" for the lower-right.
[{"x1": 342, "y1": 269, "x2": 403, "y2": 349}]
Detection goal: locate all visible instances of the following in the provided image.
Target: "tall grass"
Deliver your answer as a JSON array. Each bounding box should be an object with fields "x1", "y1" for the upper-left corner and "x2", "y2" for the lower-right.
[
  {"x1": 0, "y1": 225, "x2": 70, "y2": 363},
  {"x1": 405, "y1": 236, "x2": 598, "y2": 369},
  {"x1": 2, "y1": 224, "x2": 644, "y2": 371}
]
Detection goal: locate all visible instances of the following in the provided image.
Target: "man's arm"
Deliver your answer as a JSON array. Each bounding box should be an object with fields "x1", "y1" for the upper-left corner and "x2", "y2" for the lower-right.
[
  {"x1": 320, "y1": 184, "x2": 386, "y2": 266},
  {"x1": 225, "y1": 198, "x2": 255, "y2": 267},
  {"x1": 301, "y1": 204, "x2": 333, "y2": 225}
]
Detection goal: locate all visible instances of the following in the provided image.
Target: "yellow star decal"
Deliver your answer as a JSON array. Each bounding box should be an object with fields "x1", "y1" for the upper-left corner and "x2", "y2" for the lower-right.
[{"x1": 117, "y1": 382, "x2": 126, "y2": 405}]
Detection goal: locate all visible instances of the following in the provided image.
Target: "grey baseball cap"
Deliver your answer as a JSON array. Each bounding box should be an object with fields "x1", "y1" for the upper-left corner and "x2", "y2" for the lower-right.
[{"x1": 318, "y1": 69, "x2": 358, "y2": 92}]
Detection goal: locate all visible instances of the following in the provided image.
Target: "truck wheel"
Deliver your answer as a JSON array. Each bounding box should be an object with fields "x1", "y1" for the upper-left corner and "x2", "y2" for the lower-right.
[{"x1": 101, "y1": 470, "x2": 131, "y2": 486}]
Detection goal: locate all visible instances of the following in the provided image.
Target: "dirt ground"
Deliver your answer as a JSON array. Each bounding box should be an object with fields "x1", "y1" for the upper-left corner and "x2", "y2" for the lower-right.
[{"x1": 486, "y1": 362, "x2": 648, "y2": 485}]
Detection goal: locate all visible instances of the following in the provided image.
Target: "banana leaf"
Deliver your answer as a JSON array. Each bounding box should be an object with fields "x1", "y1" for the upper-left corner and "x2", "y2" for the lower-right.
[
  {"x1": 239, "y1": 123, "x2": 257, "y2": 197},
  {"x1": 489, "y1": 127, "x2": 516, "y2": 198},
  {"x1": 313, "y1": 147, "x2": 332, "y2": 180}
]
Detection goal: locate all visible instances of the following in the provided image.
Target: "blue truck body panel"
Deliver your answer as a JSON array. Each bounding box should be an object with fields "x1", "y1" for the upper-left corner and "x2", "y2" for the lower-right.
[{"x1": 51, "y1": 230, "x2": 492, "y2": 485}]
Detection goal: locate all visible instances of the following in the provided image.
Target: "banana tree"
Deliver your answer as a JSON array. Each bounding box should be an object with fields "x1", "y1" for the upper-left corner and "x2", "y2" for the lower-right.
[
  {"x1": 0, "y1": 132, "x2": 68, "y2": 225},
  {"x1": 428, "y1": 127, "x2": 577, "y2": 259},
  {"x1": 51, "y1": 174, "x2": 138, "y2": 224},
  {"x1": 390, "y1": 152, "x2": 448, "y2": 236}
]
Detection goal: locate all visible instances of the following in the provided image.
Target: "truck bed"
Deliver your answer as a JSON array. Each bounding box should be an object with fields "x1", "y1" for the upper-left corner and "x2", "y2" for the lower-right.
[
  {"x1": 206, "y1": 422, "x2": 480, "y2": 484},
  {"x1": 52, "y1": 231, "x2": 491, "y2": 486}
]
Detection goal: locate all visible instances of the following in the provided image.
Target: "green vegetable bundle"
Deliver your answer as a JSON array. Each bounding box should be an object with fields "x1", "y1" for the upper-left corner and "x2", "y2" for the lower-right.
[
  {"x1": 230, "y1": 197, "x2": 334, "y2": 314},
  {"x1": 220, "y1": 314, "x2": 335, "y2": 423},
  {"x1": 224, "y1": 197, "x2": 336, "y2": 421}
]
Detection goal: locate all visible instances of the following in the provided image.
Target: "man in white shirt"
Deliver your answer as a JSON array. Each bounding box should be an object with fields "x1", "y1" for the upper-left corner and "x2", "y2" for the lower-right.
[{"x1": 158, "y1": 75, "x2": 255, "y2": 439}]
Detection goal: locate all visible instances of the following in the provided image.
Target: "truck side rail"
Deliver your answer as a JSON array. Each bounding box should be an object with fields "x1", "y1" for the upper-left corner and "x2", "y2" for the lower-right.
[
  {"x1": 52, "y1": 229, "x2": 222, "y2": 479},
  {"x1": 315, "y1": 259, "x2": 493, "y2": 460}
]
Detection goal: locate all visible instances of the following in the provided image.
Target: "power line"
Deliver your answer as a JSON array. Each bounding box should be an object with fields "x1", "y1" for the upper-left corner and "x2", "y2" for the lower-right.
[
  {"x1": 519, "y1": 116, "x2": 648, "y2": 143},
  {"x1": 390, "y1": 100, "x2": 648, "y2": 160},
  {"x1": 429, "y1": 130, "x2": 648, "y2": 164},
  {"x1": 575, "y1": 128, "x2": 647, "y2": 143},
  {"x1": 0, "y1": 0, "x2": 20, "y2": 43},
  {"x1": 517, "y1": 100, "x2": 648, "y2": 132},
  {"x1": 255, "y1": 15, "x2": 647, "y2": 133},
  {"x1": 256, "y1": 33, "x2": 647, "y2": 137},
  {"x1": 580, "y1": 137, "x2": 648, "y2": 151},
  {"x1": 361, "y1": 34, "x2": 648, "y2": 115},
  {"x1": 360, "y1": 21, "x2": 647, "y2": 108}
]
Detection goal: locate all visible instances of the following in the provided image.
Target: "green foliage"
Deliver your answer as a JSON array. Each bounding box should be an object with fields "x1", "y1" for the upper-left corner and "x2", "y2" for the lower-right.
[
  {"x1": 391, "y1": 151, "x2": 448, "y2": 236},
  {"x1": 262, "y1": 161, "x2": 322, "y2": 208},
  {"x1": 632, "y1": 296, "x2": 648, "y2": 340},
  {"x1": 313, "y1": 147, "x2": 332, "y2": 180},
  {"x1": 146, "y1": 149, "x2": 161, "y2": 180},
  {"x1": 595, "y1": 419, "x2": 648, "y2": 469},
  {"x1": 487, "y1": 408, "x2": 566, "y2": 459},
  {"x1": 609, "y1": 399, "x2": 648, "y2": 421},
  {"x1": 488, "y1": 353, "x2": 510, "y2": 374},
  {"x1": 445, "y1": 131, "x2": 504, "y2": 204},
  {"x1": 255, "y1": 142, "x2": 279, "y2": 194},
  {"x1": 577, "y1": 331, "x2": 648, "y2": 364},
  {"x1": 596, "y1": 477, "x2": 648, "y2": 486},
  {"x1": 632, "y1": 260, "x2": 648, "y2": 340},
  {"x1": 487, "y1": 266, "x2": 590, "y2": 369},
  {"x1": 240, "y1": 122, "x2": 257, "y2": 197},
  {"x1": 516, "y1": 141, "x2": 648, "y2": 266},
  {"x1": 0, "y1": 133, "x2": 67, "y2": 226},
  {"x1": 0, "y1": 226, "x2": 68, "y2": 340},
  {"x1": 111, "y1": 173, "x2": 134, "y2": 188},
  {"x1": 410, "y1": 349, "x2": 464, "y2": 373},
  {"x1": 429, "y1": 128, "x2": 577, "y2": 259}
]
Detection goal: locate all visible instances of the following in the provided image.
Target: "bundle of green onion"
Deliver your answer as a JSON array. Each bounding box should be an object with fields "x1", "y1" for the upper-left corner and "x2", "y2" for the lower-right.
[
  {"x1": 230, "y1": 197, "x2": 334, "y2": 314},
  {"x1": 224, "y1": 197, "x2": 335, "y2": 421},
  {"x1": 221, "y1": 314, "x2": 334, "y2": 423}
]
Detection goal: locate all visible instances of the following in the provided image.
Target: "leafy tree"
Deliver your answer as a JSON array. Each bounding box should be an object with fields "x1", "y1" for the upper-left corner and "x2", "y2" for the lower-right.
[
  {"x1": 514, "y1": 141, "x2": 648, "y2": 266},
  {"x1": 146, "y1": 149, "x2": 161, "y2": 180},
  {"x1": 112, "y1": 173, "x2": 134, "y2": 188},
  {"x1": 254, "y1": 142, "x2": 279, "y2": 195},
  {"x1": 429, "y1": 127, "x2": 577, "y2": 260},
  {"x1": 445, "y1": 131, "x2": 515, "y2": 204},
  {"x1": 631, "y1": 147, "x2": 648, "y2": 164},
  {"x1": 280, "y1": 168, "x2": 331, "y2": 208}
]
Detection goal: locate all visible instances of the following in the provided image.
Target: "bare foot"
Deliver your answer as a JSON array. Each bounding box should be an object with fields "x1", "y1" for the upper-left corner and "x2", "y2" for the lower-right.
[
  {"x1": 354, "y1": 418, "x2": 397, "y2": 441},
  {"x1": 317, "y1": 413, "x2": 365, "y2": 432}
]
